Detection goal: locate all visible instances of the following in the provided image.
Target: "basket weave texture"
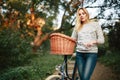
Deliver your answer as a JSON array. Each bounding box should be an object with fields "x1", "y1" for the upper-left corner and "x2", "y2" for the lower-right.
[{"x1": 50, "y1": 33, "x2": 76, "y2": 55}]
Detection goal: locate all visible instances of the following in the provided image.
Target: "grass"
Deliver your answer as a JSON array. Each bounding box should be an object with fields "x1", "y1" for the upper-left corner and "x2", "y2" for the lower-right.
[{"x1": 0, "y1": 51, "x2": 63, "y2": 80}]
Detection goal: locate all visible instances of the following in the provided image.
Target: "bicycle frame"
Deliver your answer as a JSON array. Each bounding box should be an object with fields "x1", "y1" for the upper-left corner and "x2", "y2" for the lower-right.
[
  {"x1": 45, "y1": 53, "x2": 79, "y2": 80},
  {"x1": 58, "y1": 55, "x2": 72, "y2": 80}
]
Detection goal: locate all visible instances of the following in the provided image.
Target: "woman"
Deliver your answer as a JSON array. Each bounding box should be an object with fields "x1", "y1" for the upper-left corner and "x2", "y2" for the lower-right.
[{"x1": 71, "y1": 8, "x2": 104, "y2": 80}]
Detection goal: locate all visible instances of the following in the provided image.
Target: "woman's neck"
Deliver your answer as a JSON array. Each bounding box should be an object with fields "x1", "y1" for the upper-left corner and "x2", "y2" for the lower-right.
[{"x1": 82, "y1": 20, "x2": 90, "y2": 24}]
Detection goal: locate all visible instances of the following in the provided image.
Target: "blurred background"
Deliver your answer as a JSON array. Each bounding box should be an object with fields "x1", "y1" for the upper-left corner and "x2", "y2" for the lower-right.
[{"x1": 0, "y1": 0, "x2": 120, "y2": 80}]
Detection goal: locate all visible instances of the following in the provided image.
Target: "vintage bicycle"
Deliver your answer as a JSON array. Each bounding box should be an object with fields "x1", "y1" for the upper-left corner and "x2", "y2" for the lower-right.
[
  {"x1": 45, "y1": 33, "x2": 79, "y2": 80},
  {"x1": 45, "y1": 54, "x2": 80, "y2": 80}
]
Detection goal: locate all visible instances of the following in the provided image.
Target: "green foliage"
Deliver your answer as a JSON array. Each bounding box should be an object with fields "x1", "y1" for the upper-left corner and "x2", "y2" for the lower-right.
[
  {"x1": 0, "y1": 52, "x2": 63, "y2": 80},
  {"x1": 99, "y1": 50, "x2": 120, "y2": 74},
  {"x1": 98, "y1": 34, "x2": 109, "y2": 57},
  {"x1": 0, "y1": 28, "x2": 32, "y2": 69},
  {"x1": 108, "y1": 22, "x2": 120, "y2": 50},
  {"x1": 0, "y1": 66, "x2": 32, "y2": 80},
  {"x1": 0, "y1": 28, "x2": 63, "y2": 80},
  {"x1": 98, "y1": 45, "x2": 106, "y2": 57},
  {"x1": 8, "y1": 0, "x2": 28, "y2": 14}
]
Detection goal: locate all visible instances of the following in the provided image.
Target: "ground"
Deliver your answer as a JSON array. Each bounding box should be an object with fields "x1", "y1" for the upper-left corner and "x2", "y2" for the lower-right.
[
  {"x1": 91, "y1": 62, "x2": 117, "y2": 80},
  {"x1": 51, "y1": 61, "x2": 119, "y2": 80}
]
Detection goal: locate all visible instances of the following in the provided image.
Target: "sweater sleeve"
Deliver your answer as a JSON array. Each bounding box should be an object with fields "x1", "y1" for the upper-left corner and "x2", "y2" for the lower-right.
[
  {"x1": 71, "y1": 28, "x2": 78, "y2": 40},
  {"x1": 96, "y1": 22, "x2": 105, "y2": 44}
]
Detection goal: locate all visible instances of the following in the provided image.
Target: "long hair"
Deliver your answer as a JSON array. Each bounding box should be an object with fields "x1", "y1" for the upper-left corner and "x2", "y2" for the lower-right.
[{"x1": 75, "y1": 8, "x2": 90, "y2": 32}]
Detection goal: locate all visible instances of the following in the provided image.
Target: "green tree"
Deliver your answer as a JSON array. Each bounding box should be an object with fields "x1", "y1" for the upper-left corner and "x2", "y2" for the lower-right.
[{"x1": 108, "y1": 21, "x2": 120, "y2": 50}]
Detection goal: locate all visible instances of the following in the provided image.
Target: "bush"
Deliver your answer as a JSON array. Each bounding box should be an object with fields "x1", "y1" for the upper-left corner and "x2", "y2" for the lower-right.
[
  {"x1": 0, "y1": 52, "x2": 63, "y2": 80},
  {"x1": 0, "y1": 28, "x2": 32, "y2": 70},
  {"x1": 0, "y1": 28, "x2": 63, "y2": 80},
  {"x1": 99, "y1": 50, "x2": 120, "y2": 74},
  {"x1": 98, "y1": 45, "x2": 106, "y2": 57},
  {"x1": 108, "y1": 22, "x2": 120, "y2": 50}
]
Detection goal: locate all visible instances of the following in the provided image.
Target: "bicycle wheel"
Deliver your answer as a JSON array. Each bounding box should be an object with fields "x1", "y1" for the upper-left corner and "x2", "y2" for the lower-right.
[{"x1": 45, "y1": 75, "x2": 61, "y2": 80}]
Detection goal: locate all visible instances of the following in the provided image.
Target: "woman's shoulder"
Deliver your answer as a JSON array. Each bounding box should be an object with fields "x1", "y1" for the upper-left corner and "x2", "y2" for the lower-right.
[
  {"x1": 89, "y1": 21, "x2": 100, "y2": 27},
  {"x1": 88, "y1": 21, "x2": 101, "y2": 30},
  {"x1": 89, "y1": 20, "x2": 99, "y2": 24}
]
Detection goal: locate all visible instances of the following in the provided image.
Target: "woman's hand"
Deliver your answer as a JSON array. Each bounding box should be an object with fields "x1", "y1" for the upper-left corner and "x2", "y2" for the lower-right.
[{"x1": 83, "y1": 40, "x2": 97, "y2": 48}]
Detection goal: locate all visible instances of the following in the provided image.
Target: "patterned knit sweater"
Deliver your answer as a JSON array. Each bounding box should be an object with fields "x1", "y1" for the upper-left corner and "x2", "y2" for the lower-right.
[{"x1": 71, "y1": 22, "x2": 105, "y2": 53}]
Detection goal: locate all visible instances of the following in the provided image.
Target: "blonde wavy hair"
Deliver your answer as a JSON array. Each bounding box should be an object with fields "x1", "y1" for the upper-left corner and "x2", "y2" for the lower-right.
[{"x1": 75, "y1": 8, "x2": 90, "y2": 32}]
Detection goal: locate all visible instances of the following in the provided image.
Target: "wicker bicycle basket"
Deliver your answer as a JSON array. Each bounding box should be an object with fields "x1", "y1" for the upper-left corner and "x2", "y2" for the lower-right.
[{"x1": 50, "y1": 33, "x2": 76, "y2": 55}]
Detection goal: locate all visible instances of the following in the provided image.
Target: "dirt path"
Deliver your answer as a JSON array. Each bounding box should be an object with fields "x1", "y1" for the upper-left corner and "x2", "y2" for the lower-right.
[
  {"x1": 91, "y1": 62, "x2": 117, "y2": 80},
  {"x1": 52, "y1": 61, "x2": 118, "y2": 80}
]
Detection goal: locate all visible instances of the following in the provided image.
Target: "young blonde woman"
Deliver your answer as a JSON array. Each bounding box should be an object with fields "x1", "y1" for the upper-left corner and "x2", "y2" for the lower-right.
[{"x1": 71, "y1": 8, "x2": 104, "y2": 80}]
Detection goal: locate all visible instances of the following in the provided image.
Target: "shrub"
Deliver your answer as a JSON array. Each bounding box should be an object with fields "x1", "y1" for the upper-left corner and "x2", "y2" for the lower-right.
[
  {"x1": 99, "y1": 50, "x2": 120, "y2": 74},
  {"x1": 0, "y1": 28, "x2": 32, "y2": 70}
]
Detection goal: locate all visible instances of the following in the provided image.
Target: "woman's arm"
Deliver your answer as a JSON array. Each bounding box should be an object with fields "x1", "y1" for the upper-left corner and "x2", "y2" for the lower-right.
[
  {"x1": 96, "y1": 22, "x2": 105, "y2": 44},
  {"x1": 71, "y1": 28, "x2": 78, "y2": 40},
  {"x1": 84, "y1": 22, "x2": 105, "y2": 47}
]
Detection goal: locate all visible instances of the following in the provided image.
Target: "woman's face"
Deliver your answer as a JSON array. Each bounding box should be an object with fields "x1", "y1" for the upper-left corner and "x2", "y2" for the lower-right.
[{"x1": 78, "y1": 9, "x2": 88, "y2": 23}]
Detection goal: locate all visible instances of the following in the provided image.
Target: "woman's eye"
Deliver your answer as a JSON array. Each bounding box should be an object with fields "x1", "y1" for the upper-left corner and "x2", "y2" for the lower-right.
[
  {"x1": 82, "y1": 12, "x2": 85, "y2": 15},
  {"x1": 79, "y1": 13, "x2": 85, "y2": 16}
]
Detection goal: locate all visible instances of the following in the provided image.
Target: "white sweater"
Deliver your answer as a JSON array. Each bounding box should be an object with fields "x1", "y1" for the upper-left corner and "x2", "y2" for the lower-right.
[{"x1": 71, "y1": 22, "x2": 105, "y2": 53}]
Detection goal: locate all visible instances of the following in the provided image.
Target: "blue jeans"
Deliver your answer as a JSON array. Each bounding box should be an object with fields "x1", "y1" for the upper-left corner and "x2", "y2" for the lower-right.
[{"x1": 74, "y1": 52, "x2": 97, "y2": 80}]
